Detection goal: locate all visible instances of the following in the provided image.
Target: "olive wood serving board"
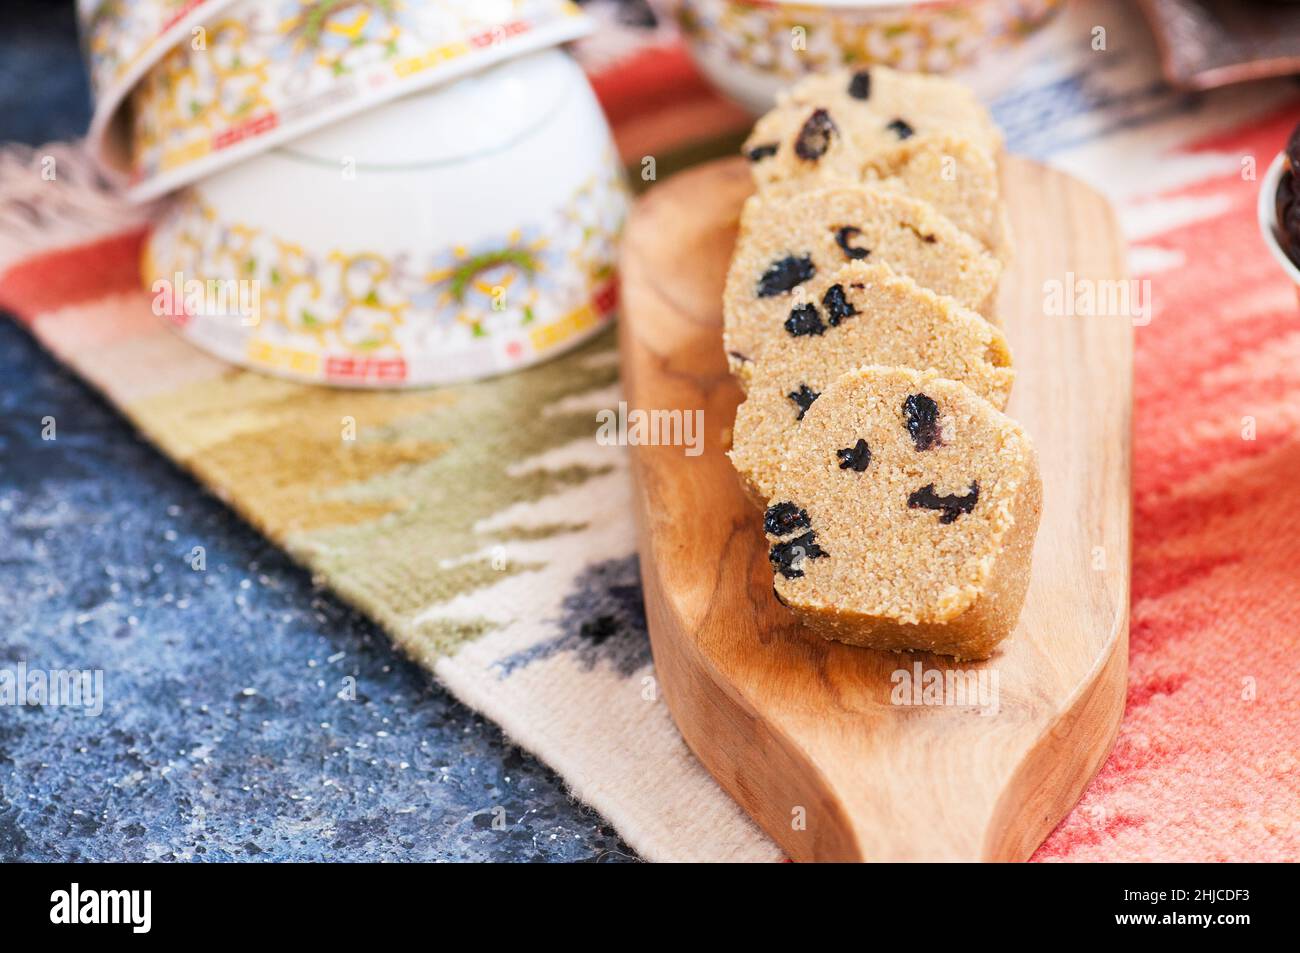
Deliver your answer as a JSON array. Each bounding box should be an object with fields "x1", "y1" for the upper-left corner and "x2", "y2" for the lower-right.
[{"x1": 618, "y1": 156, "x2": 1131, "y2": 862}]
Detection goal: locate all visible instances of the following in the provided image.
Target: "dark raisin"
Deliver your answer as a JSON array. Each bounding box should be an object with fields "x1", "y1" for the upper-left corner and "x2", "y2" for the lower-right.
[
  {"x1": 746, "y1": 142, "x2": 779, "y2": 162},
  {"x1": 887, "y1": 118, "x2": 915, "y2": 140},
  {"x1": 794, "y1": 108, "x2": 838, "y2": 161},
  {"x1": 727, "y1": 349, "x2": 751, "y2": 365},
  {"x1": 1278, "y1": 169, "x2": 1300, "y2": 264},
  {"x1": 1281, "y1": 179, "x2": 1300, "y2": 265},
  {"x1": 903, "y1": 393, "x2": 942, "y2": 450},
  {"x1": 834, "y1": 226, "x2": 870, "y2": 260},
  {"x1": 764, "y1": 501, "x2": 811, "y2": 536},
  {"x1": 768, "y1": 531, "x2": 827, "y2": 579},
  {"x1": 821, "y1": 283, "x2": 858, "y2": 326},
  {"x1": 788, "y1": 384, "x2": 820, "y2": 420},
  {"x1": 847, "y1": 70, "x2": 871, "y2": 100},
  {"x1": 908, "y1": 482, "x2": 979, "y2": 524},
  {"x1": 784, "y1": 303, "x2": 826, "y2": 337},
  {"x1": 1277, "y1": 168, "x2": 1293, "y2": 227},
  {"x1": 836, "y1": 438, "x2": 871, "y2": 472},
  {"x1": 756, "y1": 255, "x2": 815, "y2": 297},
  {"x1": 1286, "y1": 194, "x2": 1300, "y2": 245}
]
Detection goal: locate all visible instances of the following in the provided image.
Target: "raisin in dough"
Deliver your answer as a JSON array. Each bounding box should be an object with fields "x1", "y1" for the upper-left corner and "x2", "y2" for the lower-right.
[
  {"x1": 765, "y1": 366, "x2": 1040, "y2": 659},
  {"x1": 723, "y1": 184, "x2": 1002, "y2": 357},
  {"x1": 748, "y1": 122, "x2": 1011, "y2": 261},
  {"x1": 747, "y1": 65, "x2": 1002, "y2": 162},
  {"x1": 729, "y1": 263, "x2": 1014, "y2": 500}
]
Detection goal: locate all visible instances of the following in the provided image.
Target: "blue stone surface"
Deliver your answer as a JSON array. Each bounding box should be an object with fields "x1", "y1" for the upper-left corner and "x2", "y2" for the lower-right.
[{"x1": 0, "y1": 0, "x2": 634, "y2": 863}]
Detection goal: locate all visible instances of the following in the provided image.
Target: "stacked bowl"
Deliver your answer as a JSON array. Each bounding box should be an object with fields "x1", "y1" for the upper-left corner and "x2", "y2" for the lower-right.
[
  {"x1": 80, "y1": 0, "x2": 628, "y2": 387},
  {"x1": 652, "y1": 0, "x2": 1066, "y2": 113}
]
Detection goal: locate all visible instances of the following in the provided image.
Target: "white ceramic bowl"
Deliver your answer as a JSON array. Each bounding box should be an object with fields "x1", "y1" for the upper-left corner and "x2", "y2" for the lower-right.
[
  {"x1": 656, "y1": 0, "x2": 1065, "y2": 114},
  {"x1": 142, "y1": 47, "x2": 628, "y2": 388},
  {"x1": 1258, "y1": 151, "x2": 1300, "y2": 303},
  {"x1": 121, "y1": 0, "x2": 592, "y2": 202}
]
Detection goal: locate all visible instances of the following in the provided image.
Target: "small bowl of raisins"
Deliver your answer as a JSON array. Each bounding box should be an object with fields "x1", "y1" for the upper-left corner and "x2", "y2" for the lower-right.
[{"x1": 1260, "y1": 127, "x2": 1300, "y2": 296}]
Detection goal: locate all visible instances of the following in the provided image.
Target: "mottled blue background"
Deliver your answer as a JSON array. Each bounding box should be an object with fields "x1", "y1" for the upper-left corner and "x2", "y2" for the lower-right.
[{"x1": 0, "y1": 0, "x2": 635, "y2": 863}]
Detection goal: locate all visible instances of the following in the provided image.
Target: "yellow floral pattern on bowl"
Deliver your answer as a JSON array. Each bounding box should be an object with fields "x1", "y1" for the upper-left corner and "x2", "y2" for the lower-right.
[
  {"x1": 80, "y1": 0, "x2": 233, "y2": 97},
  {"x1": 127, "y1": 0, "x2": 590, "y2": 201},
  {"x1": 141, "y1": 153, "x2": 629, "y2": 388}
]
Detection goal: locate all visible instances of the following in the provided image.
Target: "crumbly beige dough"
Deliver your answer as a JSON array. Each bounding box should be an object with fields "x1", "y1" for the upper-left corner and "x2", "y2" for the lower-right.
[
  {"x1": 729, "y1": 263, "x2": 1014, "y2": 500},
  {"x1": 747, "y1": 123, "x2": 1012, "y2": 261},
  {"x1": 723, "y1": 184, "x2": 1002, "y2": 351},
  {"x1": 764, "y1": 366, "x2": 1041, "y2": 660}
]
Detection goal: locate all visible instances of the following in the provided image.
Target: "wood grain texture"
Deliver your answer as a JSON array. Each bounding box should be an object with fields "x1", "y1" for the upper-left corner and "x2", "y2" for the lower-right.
[{"x1": 618, "y1": 156, "x2": 1131, "y2": 862}]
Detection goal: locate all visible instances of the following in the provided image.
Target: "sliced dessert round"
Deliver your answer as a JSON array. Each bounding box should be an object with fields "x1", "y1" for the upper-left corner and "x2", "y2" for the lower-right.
[
  {"x1": 769, "y1": 65, "x2": 1002, "y2": 157},
  {"x1": 749, "y1": 126, "x2": 1011, "y2": 261},
  {"x1": 763, "y1": 366, "x2": 1041, "y2": 660},
  {"x1": 729, "y1": 263, "x2": 1014, "y2": 500},
  {"x1": 723, "y1": 184, "x2": 1002, "y2": 372}
]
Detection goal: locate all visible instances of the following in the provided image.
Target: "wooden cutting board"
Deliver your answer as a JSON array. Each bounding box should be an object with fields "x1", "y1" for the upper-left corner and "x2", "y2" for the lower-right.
[{"x1": 618, "y1": 156, "x2": 1132, "y2": 862}]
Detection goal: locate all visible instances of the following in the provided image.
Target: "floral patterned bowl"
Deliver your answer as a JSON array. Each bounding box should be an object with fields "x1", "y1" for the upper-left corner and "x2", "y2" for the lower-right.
[
  {"x1": 110, "y1": 0, "x2": 591, "y2": 202},
  {"x1": 142, "y1": 48, "x2": 628, "y2": 388},
  {"x1": 655, "y1": 0, "x2": 1065, "y2": 114},
  {"x1": 81, "y1": 0, "x2": 241, "y2": 183}
]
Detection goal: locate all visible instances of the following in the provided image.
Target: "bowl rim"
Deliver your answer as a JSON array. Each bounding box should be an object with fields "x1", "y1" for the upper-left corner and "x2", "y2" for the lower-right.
[{"x1": 1258, "y1": 151, "x2": 1300, "y2": 286}]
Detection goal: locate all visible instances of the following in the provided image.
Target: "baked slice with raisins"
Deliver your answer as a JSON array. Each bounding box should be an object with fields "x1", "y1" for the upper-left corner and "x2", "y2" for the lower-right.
[
  {"x1": 764, "y1": 366, "x2": 1040, "y2": 660},
  {"x1": 747, "y1": 119, "x2": 1011, "y2": 261},
  {"x1": 744, "y1": 65, "x2": 1002, "y2": 167},
  {"x1": 723, "y1": 183, "x2": 1002, "y2": 369},
  {"x1": 729, "y1": 263, "x2": 1014, "y2": 500}
]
